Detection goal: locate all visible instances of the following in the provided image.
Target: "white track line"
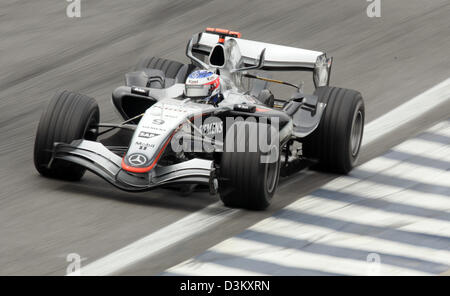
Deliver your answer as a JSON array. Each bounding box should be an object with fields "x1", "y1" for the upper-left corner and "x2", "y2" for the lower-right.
[
  {"x1": 362, "y1": 78, "x2": 450, "y2": 145},
  {"x1": 72, "y1": 203, "x2": 239, "y2": 276},
  {"x1": 70, "y1": 77, "x2": 450, "y2": 276}
]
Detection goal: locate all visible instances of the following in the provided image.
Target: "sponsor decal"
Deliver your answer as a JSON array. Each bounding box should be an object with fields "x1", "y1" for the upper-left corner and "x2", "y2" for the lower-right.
[
  {"x1": 199, "y1": 121, "x2": 223, "y2": 136},
  {"x1": 128, "y1": 153, "x2": 148, "y2": 166},
  {"x1": 159, "y1": 104, "x2": 190, "y2": 113},
  {"x1": 142, "y1": 125, "x2": 167, "y2": 132},
  {"x1": 138, "y1": 131, "x2": 160, "y2": 139},
  {"x1": 188, "y1": 70, "x2": 213, "y2": 79},
  {"x1": 152, "y1": 119, "x2": 165, "y2": 125},
  {"x1": 234, "y1": 104, "x2": 256, "y2": 113},
  {"x1": 131, "y1": 86, "x2": 149, "y2": 96},
  {"x1": 162, "y1": 113, "x2": 178, "y2": 119},
  {"x1": 135, "y1": 141, "x2": 155, "y2": 150}
]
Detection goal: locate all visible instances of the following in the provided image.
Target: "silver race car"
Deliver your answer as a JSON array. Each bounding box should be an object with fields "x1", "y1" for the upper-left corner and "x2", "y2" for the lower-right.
[{"x1": 34, "y1": 28, "x2": 364, "y2": 210}]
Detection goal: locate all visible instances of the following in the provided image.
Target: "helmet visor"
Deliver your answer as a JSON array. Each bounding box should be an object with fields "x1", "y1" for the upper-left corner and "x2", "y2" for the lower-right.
[{"x1": 185, "y1": 84, "x2": 210, "y2": 98}]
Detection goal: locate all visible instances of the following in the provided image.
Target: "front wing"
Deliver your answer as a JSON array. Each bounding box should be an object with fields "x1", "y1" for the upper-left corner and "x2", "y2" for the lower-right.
[{"x1": 51, "y1": 140, "x2": 215, "y2": 192}]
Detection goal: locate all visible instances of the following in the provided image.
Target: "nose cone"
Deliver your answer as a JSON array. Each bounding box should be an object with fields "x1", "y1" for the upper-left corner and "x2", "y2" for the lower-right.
[
  {"x1": 121, "y1": 99, "x2": 202, "y2": 174},
  {"x1": 121, "y1": 132, "x2": 174, "y2": 174}
]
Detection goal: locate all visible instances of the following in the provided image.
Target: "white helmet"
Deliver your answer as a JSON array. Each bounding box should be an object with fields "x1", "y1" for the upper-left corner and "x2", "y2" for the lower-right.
[{"x1": 185, "y1": 70, "x2": 221, "y2": 103}]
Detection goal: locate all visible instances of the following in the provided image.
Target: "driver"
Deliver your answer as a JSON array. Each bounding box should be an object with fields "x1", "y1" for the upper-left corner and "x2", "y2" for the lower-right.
[{"x1": 184, "y1": 70, "x2": 222, "y2": 104}]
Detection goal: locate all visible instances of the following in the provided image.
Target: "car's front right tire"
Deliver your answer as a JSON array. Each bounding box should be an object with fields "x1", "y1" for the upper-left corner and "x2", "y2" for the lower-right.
[
  {"x1": 303, "y1": 86, "x2": 365, "y2": 174},
  {"x1": 34, "y1": 90, "x2": 99, "y2": 181}
]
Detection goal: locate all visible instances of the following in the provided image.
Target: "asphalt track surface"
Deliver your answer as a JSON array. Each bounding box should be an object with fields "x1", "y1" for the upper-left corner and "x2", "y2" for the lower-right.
[{"x1": 0, "y1": 0, "x2": 449, "y2": 275}]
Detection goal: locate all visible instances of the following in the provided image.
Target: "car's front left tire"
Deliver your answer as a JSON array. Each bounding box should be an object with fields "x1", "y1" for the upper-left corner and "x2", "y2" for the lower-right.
[
  {"x1": 218, "y1": 121, "x2": 281, "y2": 210},
  {"x1": 34, "y1": 90, "x2": 99, "y2": 181}
]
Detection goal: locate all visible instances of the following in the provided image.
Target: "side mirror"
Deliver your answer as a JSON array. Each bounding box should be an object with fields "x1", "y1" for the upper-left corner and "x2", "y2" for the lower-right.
[{"x1": 231, "y1": 48, "x2": 266, "y2": 73}]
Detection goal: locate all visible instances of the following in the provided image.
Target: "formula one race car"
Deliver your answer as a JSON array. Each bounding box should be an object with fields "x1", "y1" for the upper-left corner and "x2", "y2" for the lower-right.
[{"x1": 34, "y1": 28, "x2": 364, "y2": 210}]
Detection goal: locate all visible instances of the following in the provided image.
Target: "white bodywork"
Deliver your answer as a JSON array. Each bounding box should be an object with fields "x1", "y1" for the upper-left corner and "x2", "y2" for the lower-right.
[
  {"x1": 53, "y1": 31, "x2": 331, "y2": 191},
  {"x1": 123, "y1": 31, "x2": 329, "y2": 171},
  {"x1": 196, "y1": 32, "x2": 324, "y2": 69},
  {"x1": 125, "y1": 87, "x2": 260, "y2": 170},
  {"x1": 125, "y1": 98, "x2": 206, "y2": 169}
]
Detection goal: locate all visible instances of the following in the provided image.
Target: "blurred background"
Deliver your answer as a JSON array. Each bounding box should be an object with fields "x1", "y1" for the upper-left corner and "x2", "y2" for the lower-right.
[{"x1": 0, "y1": 0, "x2": 449, "y2": 275}]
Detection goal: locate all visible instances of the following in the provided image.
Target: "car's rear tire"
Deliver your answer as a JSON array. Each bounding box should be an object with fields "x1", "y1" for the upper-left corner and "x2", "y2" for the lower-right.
[
  {"x1": 34, "y1": 90, "x2": 99, "y2": 181},
  {"x1": 218, "y1": 121, "x2": 281, "y2": 210},
  {"x1": 303, "y1": 86, "x2": 364, "y2": 174}
]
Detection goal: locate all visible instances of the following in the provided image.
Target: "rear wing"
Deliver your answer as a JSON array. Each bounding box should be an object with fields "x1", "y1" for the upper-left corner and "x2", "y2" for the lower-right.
[{"x1": 190, "y1": 30, "x2": 332, "y2": 87}]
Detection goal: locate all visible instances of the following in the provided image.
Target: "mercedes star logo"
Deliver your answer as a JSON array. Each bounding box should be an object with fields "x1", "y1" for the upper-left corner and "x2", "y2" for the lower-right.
[{"x1": 128, "y1": 154, "x2": 147, "y2": 166}]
